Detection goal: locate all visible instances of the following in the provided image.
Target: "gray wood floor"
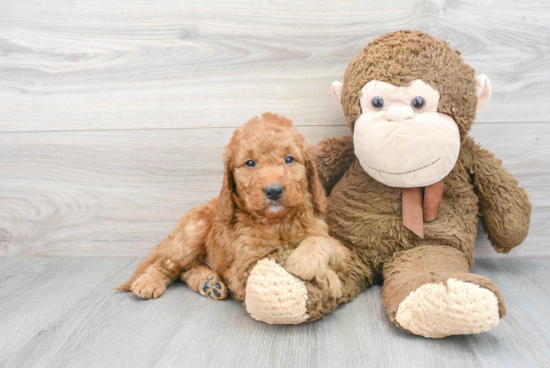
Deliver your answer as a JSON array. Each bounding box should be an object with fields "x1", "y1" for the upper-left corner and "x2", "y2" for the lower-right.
[{"x1": 0, "y1": 257, "x2": 549, "y2": 368}]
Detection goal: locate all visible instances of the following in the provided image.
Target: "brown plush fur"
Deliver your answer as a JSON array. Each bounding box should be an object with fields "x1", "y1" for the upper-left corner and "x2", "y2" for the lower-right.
[
  {"x1": 300, "y1": 30, "x2": 531, "y2": 334},
  {"x1": 116, "y1": 113, "x2": 350, "y2": 303},
  {"x1": 341, "y1": 30, "x2": 478, "y2": 139}
]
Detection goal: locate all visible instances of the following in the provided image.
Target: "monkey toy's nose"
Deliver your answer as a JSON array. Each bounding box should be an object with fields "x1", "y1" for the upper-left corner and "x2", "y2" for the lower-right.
[
  {"x1": 264, "y1": 185, "x2": 284, "y2": 201},
  {"x1": 386, "y1": 106, "x2": 414, "y2": 122}
]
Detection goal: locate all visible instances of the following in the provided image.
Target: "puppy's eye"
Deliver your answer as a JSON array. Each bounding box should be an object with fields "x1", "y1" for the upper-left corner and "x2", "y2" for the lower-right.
[
  {"x1": 245, "y1": 160, "x2": 256, "y2": 168},
  {"x1": 285, "y1": 156, "x2": 294, "y2": 164},
  {"x1": 411, "y1": 96, "x2": 425, "y2": 110},
  {"x1": 372, "y1": 96, "x2": 384, "y2": 109}
]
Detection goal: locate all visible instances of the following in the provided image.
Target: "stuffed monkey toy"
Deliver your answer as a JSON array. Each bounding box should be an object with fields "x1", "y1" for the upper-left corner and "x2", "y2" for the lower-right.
[{"x1": 244, "y1": 30, "x2": 531, "y2": 338}]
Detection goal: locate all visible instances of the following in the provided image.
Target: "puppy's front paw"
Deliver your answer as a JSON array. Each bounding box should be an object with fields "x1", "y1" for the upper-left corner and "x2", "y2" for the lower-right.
[
  {"x1": 284, "y1": 249, "x2": 325, "y2": 282},
  {"x1": 284, "y1": 253, "x2": 343, "y2": 298},
  {"x1": 316, "y1": 270, "x2": 343, "y2": 299},
  {"x1": 131, "y1": 274, "x2": 166, "y2": 299},
  {"x1": 284, "y1": 237, "x2": 344, "y2": 298}
]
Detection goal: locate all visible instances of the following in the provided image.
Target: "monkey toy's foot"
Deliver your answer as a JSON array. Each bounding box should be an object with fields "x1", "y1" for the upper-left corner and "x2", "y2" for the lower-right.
[
  {"x1": 245, "y1": 259, "x2": 310, "y2": 324},
  {"x1": 395, "y1": 278, "x2": 501, "y2": 338},
  {"x1": 383, "y1": 245, "x2": 505, "y2": 338}
]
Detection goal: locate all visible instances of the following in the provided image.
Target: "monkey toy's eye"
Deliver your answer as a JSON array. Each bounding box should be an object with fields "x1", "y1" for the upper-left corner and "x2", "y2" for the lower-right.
[
  {"x1": 371, "y1": 96, "x2": 384, "y2": 110},
  {"x1": 411, "y1": 96, "x2": 425, "y2": 110},
  {"x1": 245, "y1": 160, "x2": 256, "y2": 168},
  {"x1": 285, "y1": 155, "x2": 294, "y2": 165}
]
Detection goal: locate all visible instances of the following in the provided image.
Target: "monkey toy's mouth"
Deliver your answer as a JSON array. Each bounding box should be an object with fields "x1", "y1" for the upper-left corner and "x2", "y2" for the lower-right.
[
  {"x1": 364, "y1": 157, "x2": 441, "y2": 176},
  {"x1": 353, "y1": 106, "x2": 461, "y2": 189}
]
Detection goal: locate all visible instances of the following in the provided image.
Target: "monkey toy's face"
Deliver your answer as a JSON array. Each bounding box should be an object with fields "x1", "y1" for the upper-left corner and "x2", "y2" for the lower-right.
[
  {"x1": 353, "y1": 79, "x2": 460, "y2": 188},
  {"x1": 332, "y1": 75, "x2": 491, "y2": 189}
]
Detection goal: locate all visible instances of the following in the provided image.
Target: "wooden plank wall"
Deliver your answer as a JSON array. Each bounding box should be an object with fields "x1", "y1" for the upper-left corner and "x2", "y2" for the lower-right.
[{"x1": 0, "y1": 0, "x2": 549, "y2": 257}]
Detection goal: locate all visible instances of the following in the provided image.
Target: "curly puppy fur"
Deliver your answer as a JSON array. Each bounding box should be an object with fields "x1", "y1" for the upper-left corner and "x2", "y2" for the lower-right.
[{"x1": 116, "y1": 113, "x2": 350, "y2": 304}]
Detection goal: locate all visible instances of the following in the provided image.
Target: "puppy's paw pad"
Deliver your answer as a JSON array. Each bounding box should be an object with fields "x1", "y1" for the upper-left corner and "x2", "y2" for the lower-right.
[
  {"x1": 396, "y1": 278, "x2": 500, "y2": 338},
  {"x1": 131, "y1": 275, "x2": 166, "y2": 299},
  {"x1": 201, "y1": 277, "x2": 227, "y2": 301}
]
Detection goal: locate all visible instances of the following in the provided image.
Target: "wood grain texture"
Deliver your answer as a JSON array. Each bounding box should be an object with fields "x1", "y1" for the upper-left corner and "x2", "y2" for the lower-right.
[
  {"x1": 0, "y1": 257, "x2": 138, "y2": 367},
  {"x1": 0, "y1": 0, "x2": 549, "y2": 132},
  {"x1": 0, "y1": 0, "x2": 548, "y2": 258},
  {"x1": 0, "y1": 123, "x2": 547, "y2": 258},
  {"x1": 0, "y1": 257, "x2": 549, "y2": 367}
]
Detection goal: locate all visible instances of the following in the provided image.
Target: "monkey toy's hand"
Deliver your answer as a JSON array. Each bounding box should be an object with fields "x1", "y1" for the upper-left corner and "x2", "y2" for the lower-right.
[
  {"x1": 468, "y1": 139, "x2": 531, "y2": 254},
  {"x1": 311, "y1": 135, "x2": 355, "y2": 195}
]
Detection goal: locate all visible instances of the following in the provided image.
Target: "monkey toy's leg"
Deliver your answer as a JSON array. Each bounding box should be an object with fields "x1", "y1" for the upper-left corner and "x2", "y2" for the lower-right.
[
  {"x1": 244, "y1": 249, "x2": 371, "y2": 324},
  {"x1": 116, "y1": 202, "x2": 213, "y2": 299},
  {"x1": 180, "y1": 264, "x2": 228, "y2": 301},
  {"x1": 382, "y1": 245, "x2": 505, "y2": 338}
]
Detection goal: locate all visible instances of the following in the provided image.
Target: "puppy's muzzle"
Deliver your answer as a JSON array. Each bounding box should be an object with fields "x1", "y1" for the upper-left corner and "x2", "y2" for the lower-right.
[{"x1": 264, "y1": 185, "x2": 284, "y2": 201}]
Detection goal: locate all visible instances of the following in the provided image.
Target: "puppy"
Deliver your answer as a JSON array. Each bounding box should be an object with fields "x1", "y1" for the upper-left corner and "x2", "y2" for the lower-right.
[{"x1": 117, "y1": 113, "x2": 350, "y2": 302}]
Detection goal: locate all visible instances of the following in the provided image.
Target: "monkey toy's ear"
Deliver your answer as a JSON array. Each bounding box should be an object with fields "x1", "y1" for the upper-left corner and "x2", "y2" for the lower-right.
[
  {"x1": 331, "y1": 81, "x2": 344, "y2": 108},
  {"x1": 475, "y1": 74, "x2": 492, "y2": 114}
]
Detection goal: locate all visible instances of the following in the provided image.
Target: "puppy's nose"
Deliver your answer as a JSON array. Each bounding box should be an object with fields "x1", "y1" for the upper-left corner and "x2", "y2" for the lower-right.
[{"x1": 264, "y1": 185, "x2": 284, "y2": 201}]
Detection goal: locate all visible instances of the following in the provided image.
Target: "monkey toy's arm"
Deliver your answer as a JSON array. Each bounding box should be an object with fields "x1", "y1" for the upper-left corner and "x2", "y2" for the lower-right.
[
  {"x1": 311, "y1": 135, "x2": 356, "y2": 195},
  {"x1": 465, "y1": 138, "x2": 532, "y2": 254}
]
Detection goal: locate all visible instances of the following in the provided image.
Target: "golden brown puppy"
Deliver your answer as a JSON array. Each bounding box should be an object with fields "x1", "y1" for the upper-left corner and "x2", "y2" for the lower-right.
[{"x1": 117, "y1": 113, "x2": 350, "y2": 303}]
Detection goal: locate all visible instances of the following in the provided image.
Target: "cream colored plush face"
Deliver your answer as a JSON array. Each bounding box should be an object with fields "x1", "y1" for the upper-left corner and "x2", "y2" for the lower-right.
[{"x1": 353, "y1": 80, "x2": 460, "y2": 188}]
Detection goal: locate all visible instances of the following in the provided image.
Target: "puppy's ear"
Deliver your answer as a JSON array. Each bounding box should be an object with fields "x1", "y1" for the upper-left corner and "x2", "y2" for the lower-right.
[
  {"x1": 217, "y1": 142, "x2": 236, "y2": 223},
  {"x1": 304, "y1": 148, "x2": 328, "y2": 215}
]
